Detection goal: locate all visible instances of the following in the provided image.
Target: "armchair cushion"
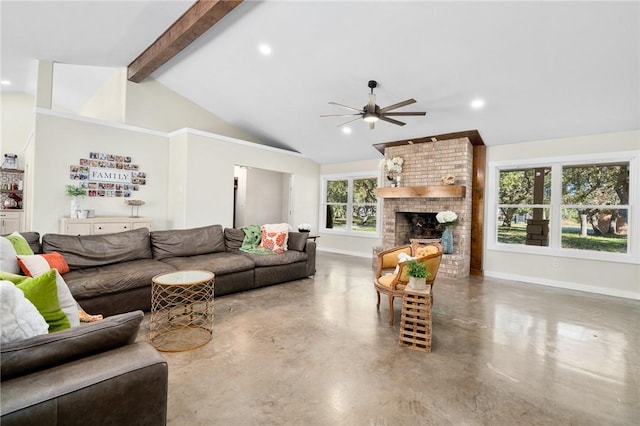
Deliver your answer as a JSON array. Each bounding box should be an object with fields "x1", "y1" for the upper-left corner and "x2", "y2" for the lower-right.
[{"x1": 377, "y1": 274, "x2": 406, "y2": 290}]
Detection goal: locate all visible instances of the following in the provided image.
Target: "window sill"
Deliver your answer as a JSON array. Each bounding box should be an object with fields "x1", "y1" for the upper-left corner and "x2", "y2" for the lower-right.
[{"x1": 488, "y1": 243, "x2": 639, "y2": 265}]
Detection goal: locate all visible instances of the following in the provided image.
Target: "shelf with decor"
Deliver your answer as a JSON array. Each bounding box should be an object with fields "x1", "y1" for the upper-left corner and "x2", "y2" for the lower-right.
[
  {"x1": 376, "y1": 185, "x2": 465, "y2": 199},
  {"x1": 1, "y1": 168, "x2": 25, "y2": 212}
]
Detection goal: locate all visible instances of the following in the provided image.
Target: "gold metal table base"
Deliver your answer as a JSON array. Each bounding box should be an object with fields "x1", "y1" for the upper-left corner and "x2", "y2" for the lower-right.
[{"x1": 150, "y1": 270, "x2": 215, "y2": 352}]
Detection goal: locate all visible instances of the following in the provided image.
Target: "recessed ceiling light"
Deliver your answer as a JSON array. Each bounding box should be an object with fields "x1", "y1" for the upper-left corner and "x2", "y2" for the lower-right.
[
  {"x1": 342, "y1": 127, "x2": 352, "y2": 134},
  {"x1": 470, "y1": 99, "x2": 485, "y2": 109},
  {"x1": 1, "y1": 80, "x2": 12, "y2": 86},
  {"x1": 258, "y1": 44, "x2": 272, "y2": 56}
]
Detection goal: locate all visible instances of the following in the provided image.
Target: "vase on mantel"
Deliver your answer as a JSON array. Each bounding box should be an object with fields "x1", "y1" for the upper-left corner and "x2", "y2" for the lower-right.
[
  {"x1": 441, "y1": 226, "x2": 454, "y2": 254},
  {"x1": 70, "y1": 196, "x2": 79, "y2": 218}
]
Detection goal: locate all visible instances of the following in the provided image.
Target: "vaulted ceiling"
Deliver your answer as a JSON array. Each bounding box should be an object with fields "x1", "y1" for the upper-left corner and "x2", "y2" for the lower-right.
[{"x1": 2, "y1": 1, "x2": 638, "y2": 164}]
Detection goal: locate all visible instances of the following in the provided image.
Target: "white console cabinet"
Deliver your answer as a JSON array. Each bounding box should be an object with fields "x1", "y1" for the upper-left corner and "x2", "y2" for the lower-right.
[
  {"x1": 60, "y1": 216, "x2": 152, "y2": 236},
  {"x1": 1, "y1": 210, "x2": 22, "y2": 234}
]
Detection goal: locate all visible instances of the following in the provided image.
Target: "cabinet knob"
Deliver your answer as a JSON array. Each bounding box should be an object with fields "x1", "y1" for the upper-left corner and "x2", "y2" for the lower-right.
[
  {"x1": 98, "y1": 226, "x2": 102, "y2": 230},
  {"x1": 123, "y1": 226, "x2": 128, "y2": 229}
]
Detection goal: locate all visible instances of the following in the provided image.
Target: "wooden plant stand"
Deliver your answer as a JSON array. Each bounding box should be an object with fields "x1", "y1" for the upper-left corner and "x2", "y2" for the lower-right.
[{"x1": 399, "y1": 287, "x2": 432, "y2": 353}]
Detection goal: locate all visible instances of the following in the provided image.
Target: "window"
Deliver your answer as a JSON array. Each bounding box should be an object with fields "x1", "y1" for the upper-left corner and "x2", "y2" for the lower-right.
[
  {"x1": 497, "y1": 167, "x2": 551, "y2": 245},
  {"x1": 561, "y1": 163, "x2": 629, "y2": 253},
  {"x1": 321, "y1": 174, "x2": 379, "y2": 236},
  {"x1": 490, "y1": 152, "x2": 637, "y2": 262}
]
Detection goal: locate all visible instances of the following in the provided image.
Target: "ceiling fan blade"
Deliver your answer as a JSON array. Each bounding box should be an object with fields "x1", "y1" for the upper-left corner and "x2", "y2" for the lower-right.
[
  {"x1": 379, "y1": 116, "x2": 406, "y2": 126},
  {"x1": 380, "y1": 98, "x2": 416, "y2": 112},
  {"x1": 337, "y1": 116, "x2": 363, "y2": 127},
  {"x1": 320, "y1": 113, "x2": 362, "y2": 117},
  {"x1": 328, "y1": 101, "x2": 363, "y2": 112},
  {"x1": 382, "y1": 111, "x2": 426, "y2": 116}
]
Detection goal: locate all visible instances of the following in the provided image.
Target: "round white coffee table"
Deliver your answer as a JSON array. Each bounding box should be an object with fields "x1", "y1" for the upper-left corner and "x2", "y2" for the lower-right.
[{"x1": 150, "y1": 270, "x2": 215, "y2": 352}]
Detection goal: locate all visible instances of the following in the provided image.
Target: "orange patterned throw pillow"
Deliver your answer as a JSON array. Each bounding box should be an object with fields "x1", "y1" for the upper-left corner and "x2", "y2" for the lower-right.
[
  {"x1": 259, "y1": 223, "x2": 292, "y2": 254},
  {"x1": 17, "y1": 252, "x2": 71, "y2": 277}
]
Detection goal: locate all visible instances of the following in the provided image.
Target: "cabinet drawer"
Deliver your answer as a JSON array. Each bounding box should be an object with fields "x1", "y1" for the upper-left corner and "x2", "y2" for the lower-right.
[
  {"x1": 93, "y1": 222, "x2": 132, "y2": 234},
  {"x1": 66, "y1": 223, "x2": 92, "y2": 236},
  {"x1": 0, "y1": 211, "x2": 21, "y2": 219}
]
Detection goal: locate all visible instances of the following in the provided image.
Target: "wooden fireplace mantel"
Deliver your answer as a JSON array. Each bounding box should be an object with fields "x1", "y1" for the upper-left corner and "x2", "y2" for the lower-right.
[{"x1": 376, "y1": 185, "x2": 465, "y2": 199}]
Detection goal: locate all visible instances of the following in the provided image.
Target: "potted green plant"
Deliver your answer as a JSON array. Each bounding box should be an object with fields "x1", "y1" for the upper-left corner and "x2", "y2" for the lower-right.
[
  {"x1": 65, "y1": 184, "x2": 87, "y2": 218},
  {"x1": 405, "y1": 259, "x2": 430, "y2": 290}
]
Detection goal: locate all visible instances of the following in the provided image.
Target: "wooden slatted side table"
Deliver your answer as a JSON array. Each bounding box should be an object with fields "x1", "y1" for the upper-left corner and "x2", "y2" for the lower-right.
[{"x1": 399, "y1": 286, "x2": 432, "y2": 352}]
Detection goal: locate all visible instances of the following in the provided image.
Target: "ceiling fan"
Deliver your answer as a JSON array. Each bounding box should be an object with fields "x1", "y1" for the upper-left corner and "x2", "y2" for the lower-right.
[{"x1": 321, "y1": 80, "x2": 426, "y2": 129}]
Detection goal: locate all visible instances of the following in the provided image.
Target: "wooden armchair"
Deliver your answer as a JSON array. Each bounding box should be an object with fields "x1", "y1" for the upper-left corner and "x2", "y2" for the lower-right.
[{"x1": 374, "y1": 242, "x2": 443, "y2": 325}]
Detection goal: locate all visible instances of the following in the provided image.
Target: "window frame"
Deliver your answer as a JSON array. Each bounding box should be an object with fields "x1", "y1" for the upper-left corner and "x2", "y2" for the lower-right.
[
  {"x1": 487, "y1": 151, "x2": 639, "y2": 264},
  {"x1": 319, "y1": 171, "x2": 381, "y2": 238}
]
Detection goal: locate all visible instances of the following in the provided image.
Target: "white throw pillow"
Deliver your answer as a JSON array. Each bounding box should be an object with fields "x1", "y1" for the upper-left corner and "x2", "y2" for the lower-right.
[
  {"x1": 0, "y1": 237, "x2": 20, "y2": 274},
  {"x1": 52, "y1": 270, "x2": 80, "y2": 327},
  {"x1": 0, "y1": 280, "x2": 49, "y2": 343},
  {"x1": 394, "y1": 252, "x2": 416, "y2": 275}
]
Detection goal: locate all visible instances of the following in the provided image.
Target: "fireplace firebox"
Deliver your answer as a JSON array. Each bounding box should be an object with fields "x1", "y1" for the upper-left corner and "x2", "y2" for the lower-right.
[{"x1": 395, "y1": 212, "x2": 442, "y2": 245}]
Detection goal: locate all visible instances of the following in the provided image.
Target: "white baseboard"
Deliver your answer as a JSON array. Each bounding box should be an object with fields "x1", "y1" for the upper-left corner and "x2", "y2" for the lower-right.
[
  {"x1": 317, "y1": 247, "x2": 372, "y2": 259},
  {"x1": 484, "y1": 270, "x2": 640, "y2": 300}
]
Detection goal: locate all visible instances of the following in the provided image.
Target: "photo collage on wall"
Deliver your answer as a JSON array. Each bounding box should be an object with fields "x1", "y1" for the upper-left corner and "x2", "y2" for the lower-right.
[{"x1": 69, "y1": 152, "x2": 147, "y2": 198}]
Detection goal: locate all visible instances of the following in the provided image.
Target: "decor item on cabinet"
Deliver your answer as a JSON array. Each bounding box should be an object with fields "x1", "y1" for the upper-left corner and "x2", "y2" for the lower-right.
[
  {"x1": 436, "y1": 210, "x2": 458, "y2": 254},
  {"x1": 125, "y1": 199, "x2": 145, "y2": 218},
  {"x1": 2, "y1": 154, "x2": 18, "y2": 169},
  {"x1": 405, "y1": 259, "x2": 431, "y2": 290},
  {"x1": 297, "y1": 223, "x2": 311, "y2": 232},
  {"x1": 385, "y1": 157, "x2": 404, "y2": 187},
  {"x1": 65, "y1": 185, "x2": 87, "y2": 218},
  {"x1": 441, "y1": 174, "x2": 456, "y2": 185}
]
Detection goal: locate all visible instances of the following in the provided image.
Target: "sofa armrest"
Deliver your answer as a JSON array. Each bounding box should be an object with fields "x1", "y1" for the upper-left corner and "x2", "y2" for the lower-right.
[
  {"x1": 304, "y1": 240, "x2": 316, "y2": 276},
  {"x1": 1, "y1": 342, "x2": 168, "y2": 426}
]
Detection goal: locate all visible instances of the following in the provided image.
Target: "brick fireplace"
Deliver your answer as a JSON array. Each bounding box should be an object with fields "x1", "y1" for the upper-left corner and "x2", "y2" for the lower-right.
[{"x1": 376, "y1": 137, "x2": 473, "y2": 278}]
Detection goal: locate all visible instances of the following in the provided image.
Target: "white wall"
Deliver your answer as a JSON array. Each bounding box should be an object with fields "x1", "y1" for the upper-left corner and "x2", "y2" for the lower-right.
[
  {"x1": 318, "y1": 158, "x2": 383, "y2": 257},
  {"x1": 79, "y1": 68, "x2": 126, "y2": 123},
  {"x1": 245, "y1": 167, "x2": 286, "y2": 225},
  {"x1": 125, "y1": 78, "x2": 262, "y2": 143},
  {"x1": 1, "y1": 92, "x2": 35, "y2": 165},
  {"x1": 31, "y1": 110, "x2": 170, "y2": 234},
  {"x1": 29, "y1": 111, "x2": 321, "y2": 235},
  {"x1": 485, "y1": 130, "x2": 640, "y2": 299},
  {"x1": 167, "y1": 129, "x2": 319, "y2": 230}
]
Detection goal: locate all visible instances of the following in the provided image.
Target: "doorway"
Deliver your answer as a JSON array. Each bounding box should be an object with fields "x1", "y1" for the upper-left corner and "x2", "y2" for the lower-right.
[{"x1": 234, "y1": 166, "x2": 292, "y2": 228}]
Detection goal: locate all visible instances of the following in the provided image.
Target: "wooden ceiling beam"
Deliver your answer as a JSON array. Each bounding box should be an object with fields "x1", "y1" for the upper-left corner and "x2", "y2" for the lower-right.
[{"x1": 127, "y1": 0, "x2": 243, "y2": 83}]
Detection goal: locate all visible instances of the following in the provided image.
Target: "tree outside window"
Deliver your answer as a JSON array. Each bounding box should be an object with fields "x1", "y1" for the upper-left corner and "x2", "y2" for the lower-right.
[
  {"x1": 496, "y1": 161, "x2": 630, "y2": 254},
  {"x1": 323, "y1": 176, "x2": 378, "y2": 234},
  {"x1": 561, "y1": 163, "x2": 628, "y2": 252}
]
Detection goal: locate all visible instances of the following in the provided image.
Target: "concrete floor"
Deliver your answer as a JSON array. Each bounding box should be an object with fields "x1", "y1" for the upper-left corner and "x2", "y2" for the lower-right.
[{"x1": 137, "y1": 251, "x2": 640, "y2": 425}]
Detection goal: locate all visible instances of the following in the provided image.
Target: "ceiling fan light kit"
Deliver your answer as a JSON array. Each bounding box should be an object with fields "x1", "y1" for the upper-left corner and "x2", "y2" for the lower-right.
[{"x1": 321, "y1": 80, "x2": 426, "y2": 129}]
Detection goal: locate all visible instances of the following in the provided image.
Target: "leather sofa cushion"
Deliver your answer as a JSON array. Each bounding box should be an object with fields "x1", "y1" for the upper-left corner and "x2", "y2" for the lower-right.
[
  {"x1": 240, "y1": 250, "x2": 308, "y2": 267},
  {"x1": 19, "y1": 232, "x2": 42, "y2": 254},
  {"x1": 287, "y1": 232, "x2": 308, "y2": 252},
  {"x1": 62, "y1": 259, "x2": 176, "y2": 299},
  {"x1": 0, "y1": 311, "x2": 143, "y2": 380},
  {"x1": 150, "y1": 225, "x2": 226, "y2": 260},
  {"x1": 42, "y1": 228, "x2": 152, "y2": 270},
  {"x1": 224, "y1": 228, "x2": 245, "y2": 251},
  {"x1": 159, "y1": 252, "x2": 255, "y2": 275}
]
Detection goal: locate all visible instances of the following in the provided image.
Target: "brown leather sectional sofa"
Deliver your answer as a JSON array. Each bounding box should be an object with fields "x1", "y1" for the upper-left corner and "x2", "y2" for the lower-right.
[
  {"x1": 1, "y1": 311, "x2": 167, "y2": 425},
  {"x1": 40, "y1": 224, "x2": 317, "y2": 317},
  {"x1": 0, "y1": 225, "x2": 316, "y2": 425}
]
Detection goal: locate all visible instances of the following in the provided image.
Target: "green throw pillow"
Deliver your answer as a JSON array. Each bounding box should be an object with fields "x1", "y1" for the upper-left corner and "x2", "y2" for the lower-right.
[
  {"x1": 5, "y1": 232, "x2": 34, "y2": 255},
  {"x1": 0, "y1": 269, "x2": 70, "y2": 332}
]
